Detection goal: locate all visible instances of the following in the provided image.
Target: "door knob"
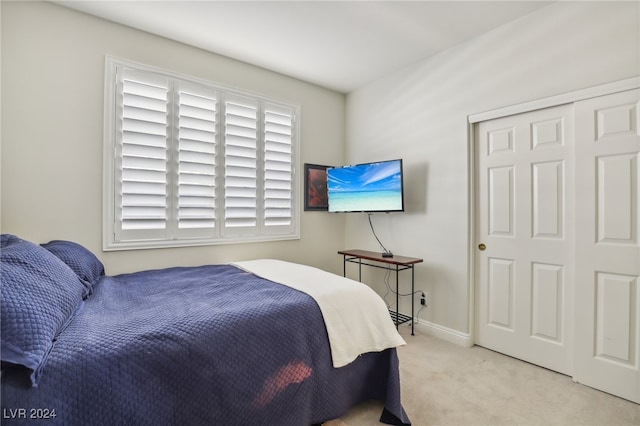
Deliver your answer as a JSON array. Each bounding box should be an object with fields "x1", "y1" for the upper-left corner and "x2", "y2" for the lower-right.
[{"x1": 478, "y1": 243, "x2": 486, "y2": 251}]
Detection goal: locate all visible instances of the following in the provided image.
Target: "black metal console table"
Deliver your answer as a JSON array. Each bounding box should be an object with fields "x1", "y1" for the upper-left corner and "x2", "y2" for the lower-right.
[{"x1": 338, "y1": 249, "x2": 423, "y2": 336}]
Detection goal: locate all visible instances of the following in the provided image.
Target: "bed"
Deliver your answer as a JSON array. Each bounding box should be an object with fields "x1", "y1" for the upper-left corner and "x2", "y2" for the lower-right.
[{"x1": 1, "y1": 234, "x2": 411, "y2": 425}]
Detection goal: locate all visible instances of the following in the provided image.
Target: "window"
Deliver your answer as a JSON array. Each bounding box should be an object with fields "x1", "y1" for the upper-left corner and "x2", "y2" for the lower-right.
[{"x1": 103, "y1": 58, "x2": 299, "y2": 250}]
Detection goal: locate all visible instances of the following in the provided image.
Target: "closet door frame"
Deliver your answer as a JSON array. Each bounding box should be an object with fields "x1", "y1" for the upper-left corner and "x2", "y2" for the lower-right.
[{"x1": 467, "y1": 76, "x2": 640, "y2": 345}]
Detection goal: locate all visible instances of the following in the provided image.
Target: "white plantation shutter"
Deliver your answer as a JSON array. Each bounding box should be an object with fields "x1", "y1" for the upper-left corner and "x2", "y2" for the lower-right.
[
  {"x1": 105, "y1": 58, "x2": 299, "y2": 250},
  {"x1": 116, "y1": 67, "x2": 169, "y2": 241},
  {"x1": 176, "y1": 83, "x2": 217, "y2": 236},
  {"x1": 263, "y1": 104, "x2": 294, "y2": 232},
  {"x1": 223, "y1": 97, "x2": 258, "y2": 231}
]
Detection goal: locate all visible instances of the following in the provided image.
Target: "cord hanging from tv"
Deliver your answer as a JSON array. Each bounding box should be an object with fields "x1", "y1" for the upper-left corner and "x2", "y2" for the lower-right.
[
  {"x1": 326, "y1": 159, "x2": 404, "y2": 213},
  {"x1": 368, "y1": 213, "x2": 393, "y2": 257}
]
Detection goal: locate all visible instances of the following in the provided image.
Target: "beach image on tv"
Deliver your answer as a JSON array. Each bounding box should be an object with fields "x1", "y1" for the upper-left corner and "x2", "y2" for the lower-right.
[{"x1": 327, "y1": 160, "x2": 403, "y2": 212}]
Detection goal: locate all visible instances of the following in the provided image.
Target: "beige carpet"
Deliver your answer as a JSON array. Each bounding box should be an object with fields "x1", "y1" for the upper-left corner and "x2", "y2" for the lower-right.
[{"x1": 327, "y1": 324, "x2": 640, "y2": 426}]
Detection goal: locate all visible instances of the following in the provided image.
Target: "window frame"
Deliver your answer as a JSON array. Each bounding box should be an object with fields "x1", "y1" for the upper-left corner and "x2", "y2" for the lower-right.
[{"x1": 103, "y1": 57, "x2": 300, "y2": 251}]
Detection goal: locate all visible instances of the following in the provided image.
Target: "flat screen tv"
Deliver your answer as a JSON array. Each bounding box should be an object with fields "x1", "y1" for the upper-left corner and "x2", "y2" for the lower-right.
[{"x1": 327, "y1": 159, "x2": 404, "y2": 213}]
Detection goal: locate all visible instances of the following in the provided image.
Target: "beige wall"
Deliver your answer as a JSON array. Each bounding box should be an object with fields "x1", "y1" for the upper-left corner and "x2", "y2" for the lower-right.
[
  {"x1": 346, "y1": 1, "x2": 640, "y2": 335},
  {"x1": 1, "y1": 1, "x2": 346, "y2": 275}
]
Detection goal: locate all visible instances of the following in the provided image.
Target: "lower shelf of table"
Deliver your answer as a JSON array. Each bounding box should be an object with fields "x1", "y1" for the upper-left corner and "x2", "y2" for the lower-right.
[{"x1": 389, "y1": 310, "x2": 412, "y2": 326}]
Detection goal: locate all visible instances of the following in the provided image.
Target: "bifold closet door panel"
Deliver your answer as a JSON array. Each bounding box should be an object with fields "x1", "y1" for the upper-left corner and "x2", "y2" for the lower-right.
[{"x1": 573, "y1": 88, "x2": 640, "y2": 404}]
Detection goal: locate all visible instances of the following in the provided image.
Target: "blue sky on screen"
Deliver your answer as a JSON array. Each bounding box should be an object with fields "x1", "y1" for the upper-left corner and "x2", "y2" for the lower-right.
[{"x1": 328, "y1": 160, "x2": 401, "y2": 193}]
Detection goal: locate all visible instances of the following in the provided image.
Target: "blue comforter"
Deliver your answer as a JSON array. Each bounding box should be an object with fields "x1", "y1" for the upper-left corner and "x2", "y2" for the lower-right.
[{"x1": 2, "y1": 263, "x2": 410, "y2": 425}]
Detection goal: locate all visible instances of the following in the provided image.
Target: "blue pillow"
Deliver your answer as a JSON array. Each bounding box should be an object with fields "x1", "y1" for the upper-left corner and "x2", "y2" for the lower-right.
[
  {"x1": 41, "y1": 240, "x2": 105, "y2": 297},
  {"x1": 1, "y1": 234, "x2": 86, "y2": 386}
]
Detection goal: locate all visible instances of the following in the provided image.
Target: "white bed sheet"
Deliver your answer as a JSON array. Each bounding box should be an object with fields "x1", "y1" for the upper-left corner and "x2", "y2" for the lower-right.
[{"x1": 232, "y1": 259, "x2": 406, "y2": 368}]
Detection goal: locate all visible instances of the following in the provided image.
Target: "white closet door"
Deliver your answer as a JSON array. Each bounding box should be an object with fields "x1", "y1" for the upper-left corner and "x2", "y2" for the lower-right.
[
  {"x1": 574, "y1": 89, "x2": 640, "y2": 403},
  {"x1": 475, "y1": 104, "x2": 575, "y2": 375}
]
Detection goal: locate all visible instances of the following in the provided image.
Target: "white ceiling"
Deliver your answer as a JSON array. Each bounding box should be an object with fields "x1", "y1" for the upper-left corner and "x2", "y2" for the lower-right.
[{"x1": 55, "y1": 1, "x2": 553, "y2": 93}]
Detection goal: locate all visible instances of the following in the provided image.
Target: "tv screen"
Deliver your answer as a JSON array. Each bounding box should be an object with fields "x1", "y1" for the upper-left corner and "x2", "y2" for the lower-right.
[{"x1": 327, "y1": 159, "x2": 404, "y2": 213}]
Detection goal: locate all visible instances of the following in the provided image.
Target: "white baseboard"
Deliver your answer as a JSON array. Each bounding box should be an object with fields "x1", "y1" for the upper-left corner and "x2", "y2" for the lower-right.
[{"x1": 412, "y1": 319, "x2": 473, "y2": 348}]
